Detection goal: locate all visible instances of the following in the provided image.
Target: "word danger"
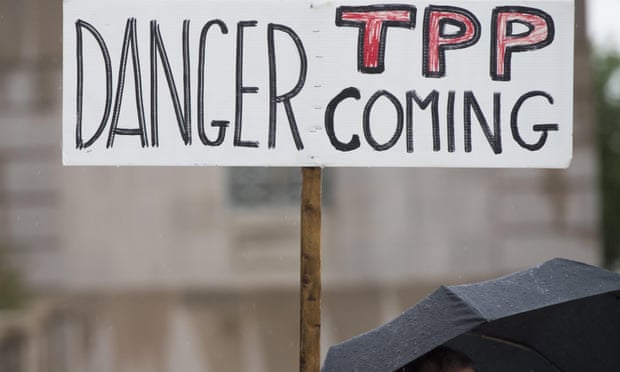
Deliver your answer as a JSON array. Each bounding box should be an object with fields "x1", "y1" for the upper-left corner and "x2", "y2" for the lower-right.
[
  {"x1": 74, "y1": 19, "x2": 306, "y2": 150},
  {"x1": 65, "y1": 0, "x2": 573, "y2": 167}
]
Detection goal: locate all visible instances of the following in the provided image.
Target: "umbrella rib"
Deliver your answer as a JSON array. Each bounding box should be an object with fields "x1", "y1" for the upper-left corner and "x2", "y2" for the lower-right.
[{"x1": 466, "y1": 332, "x2": 563, "y2": 372}]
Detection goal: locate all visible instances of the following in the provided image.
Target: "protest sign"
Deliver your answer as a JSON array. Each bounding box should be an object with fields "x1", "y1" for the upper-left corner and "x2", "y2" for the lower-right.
[{"x1": 63, "y1": 0, "x2": 574, "y2": 167}]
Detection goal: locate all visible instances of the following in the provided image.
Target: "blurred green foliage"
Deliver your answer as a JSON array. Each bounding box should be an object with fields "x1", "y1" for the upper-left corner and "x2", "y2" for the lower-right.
[
  {"x1": 593, "y1": 50, "x2": 620, "y2": 269},
  {"x1": 0, "y1": 246, "x2": 24, "y2": 309}
]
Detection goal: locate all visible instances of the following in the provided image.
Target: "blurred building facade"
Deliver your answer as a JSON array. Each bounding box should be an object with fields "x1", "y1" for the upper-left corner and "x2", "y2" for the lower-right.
[{"x1": 0, "y1": 0, "x2": 599, "y2": 371}]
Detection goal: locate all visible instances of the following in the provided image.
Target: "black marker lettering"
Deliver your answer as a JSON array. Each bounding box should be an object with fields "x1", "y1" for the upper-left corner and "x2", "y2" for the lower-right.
[
  {"x1": 234, "y1": 21, "x2": 259, "y2": 148},
  {"x1": 406, "y1": 90, "x2": 440, "y2": 152},
  {"x1": 447, "y1": 90, "x2": 456, "y2": 152},
  {"x1": 107, "y1": 18, "x2": 148, "y2": 148},
  {"x1": 464, "y1": 91, "x2": 502, "y2": 154},
  {"x1": 511, "y1": 91, "x2": 558, "y2": 151},
  {"x1": 325, "y1": 87, "x2": 361, "y2": 152},
  {"x1": 267, "y1": 23, "x2": 307, "y2": 150},
  {"x1": 197, "y1": 20, "x2": 230, "y2": 146},
  {"x1": 75, "y1": 20, "x2": 113, "y2": 149},
  {"x1": 150, "y1": 20, "x2": 192, "y2": 146},
  {"x1": 363, "y1": 90, "x2": 403, "y2": 151}
]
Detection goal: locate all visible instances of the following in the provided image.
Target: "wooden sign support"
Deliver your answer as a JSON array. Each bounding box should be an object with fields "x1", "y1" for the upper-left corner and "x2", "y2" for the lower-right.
[{"x1": 300, "y1": 167, "x2": 322, "y2": 372}]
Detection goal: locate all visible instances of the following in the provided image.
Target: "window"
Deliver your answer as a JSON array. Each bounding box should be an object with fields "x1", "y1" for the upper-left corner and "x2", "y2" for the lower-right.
[{"x1": 228, "y1": 167, "x2": 332, "y2": 208}]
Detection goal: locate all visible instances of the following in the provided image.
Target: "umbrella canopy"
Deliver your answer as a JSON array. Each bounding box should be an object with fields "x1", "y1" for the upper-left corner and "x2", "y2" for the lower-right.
[{"x1": 322, "y1": 258, "x2": 620, "y2": 372}]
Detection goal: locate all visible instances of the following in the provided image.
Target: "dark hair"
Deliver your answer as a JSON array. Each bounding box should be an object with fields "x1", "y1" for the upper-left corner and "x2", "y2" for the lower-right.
[{"x1": 398, "y1": 346, "x2": 474, "y2": 372}]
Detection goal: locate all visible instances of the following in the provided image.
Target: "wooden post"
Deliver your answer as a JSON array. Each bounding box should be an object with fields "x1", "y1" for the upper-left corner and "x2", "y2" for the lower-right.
[{"x1": 300, "y1": 167, "x2": 322, "y2": 372}]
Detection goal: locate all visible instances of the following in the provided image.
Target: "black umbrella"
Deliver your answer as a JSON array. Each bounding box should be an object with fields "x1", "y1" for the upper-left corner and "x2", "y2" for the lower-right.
[{"x1": 322, "y1": 258, "x2": 620, "y2": 372}]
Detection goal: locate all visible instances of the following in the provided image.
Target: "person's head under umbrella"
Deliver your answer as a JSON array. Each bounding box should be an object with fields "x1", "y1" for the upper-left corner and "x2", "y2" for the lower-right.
[{"x1": 398, "y1": 346, "x2": 475, "y2": 372}]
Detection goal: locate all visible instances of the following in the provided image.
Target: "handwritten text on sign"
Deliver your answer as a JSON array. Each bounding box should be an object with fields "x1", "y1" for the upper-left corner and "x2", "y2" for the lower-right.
[{"x1": 63, "y1": 0, "x2": 573, "y2": 167}]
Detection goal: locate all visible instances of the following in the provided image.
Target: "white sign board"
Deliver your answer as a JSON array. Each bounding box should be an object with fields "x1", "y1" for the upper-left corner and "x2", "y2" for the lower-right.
[{"x1": 63, "y1": 0, "x2": 574, "y2": 167}]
